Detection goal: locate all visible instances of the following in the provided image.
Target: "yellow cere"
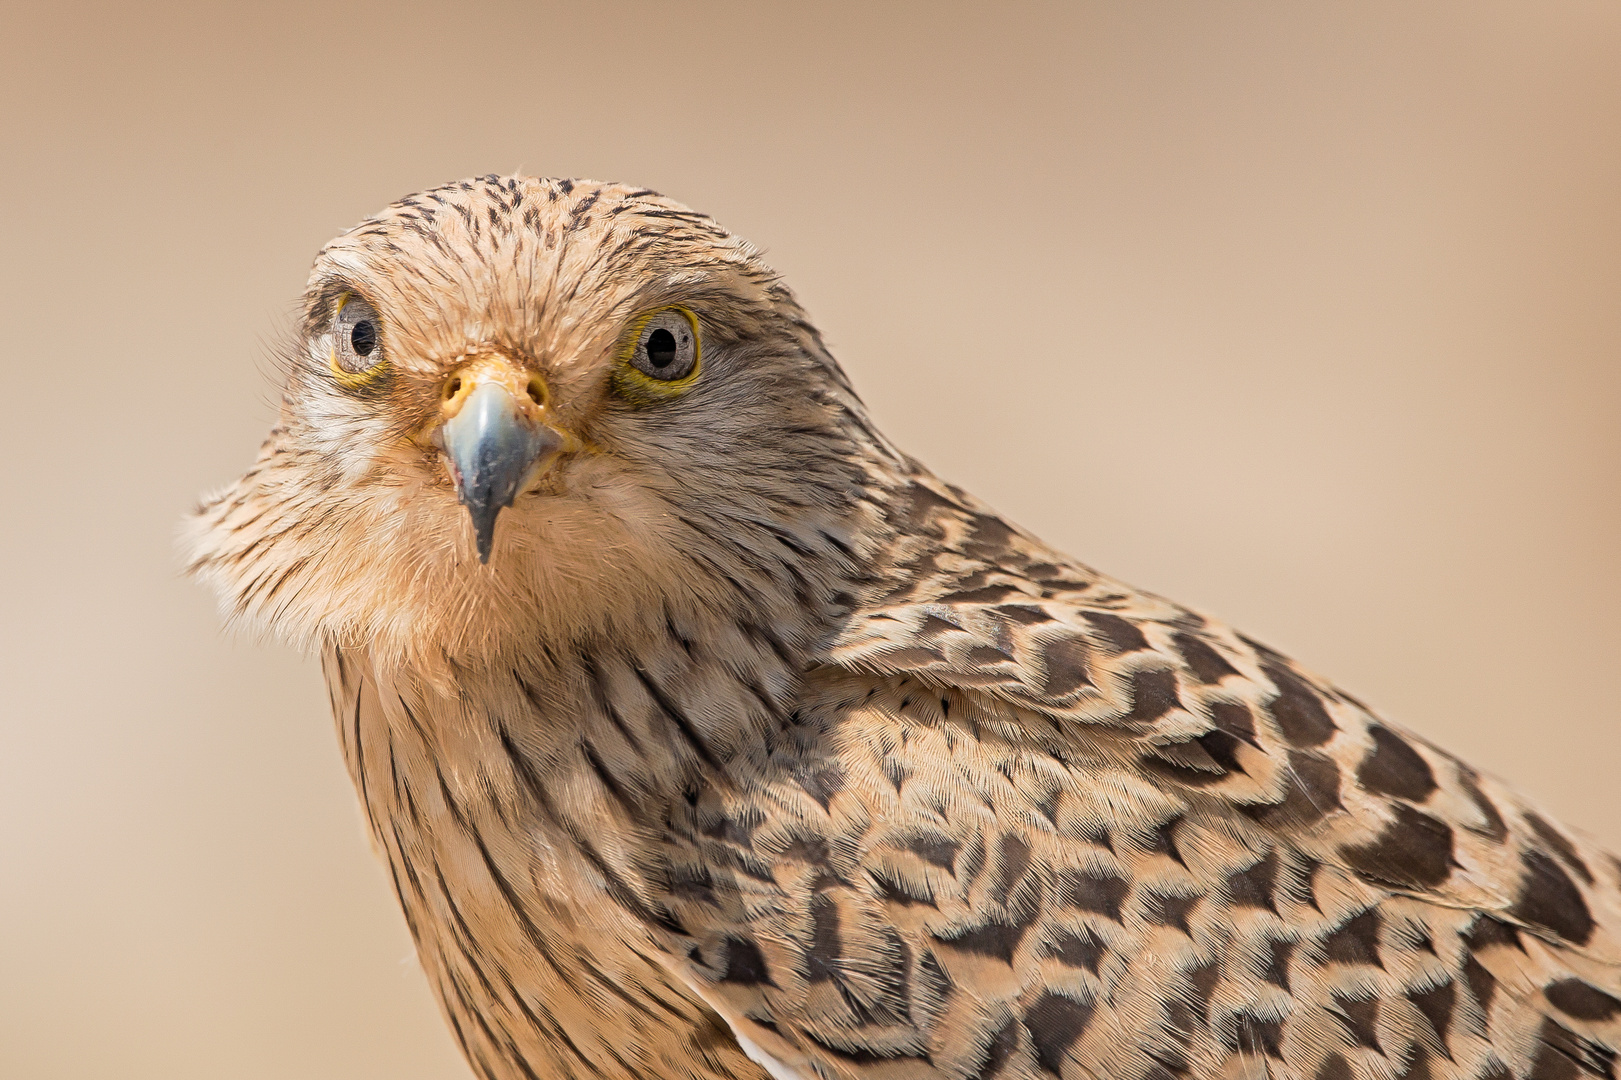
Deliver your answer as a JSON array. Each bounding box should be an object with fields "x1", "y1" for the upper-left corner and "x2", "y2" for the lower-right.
[{"x1": 612, "y1": 305, "x2": 702, "y2": 406}]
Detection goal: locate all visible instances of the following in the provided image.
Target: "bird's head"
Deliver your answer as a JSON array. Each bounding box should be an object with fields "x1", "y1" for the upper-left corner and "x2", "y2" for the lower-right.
[{"x1": 186, "y1": 176, "x2": 899, "y2": 673}]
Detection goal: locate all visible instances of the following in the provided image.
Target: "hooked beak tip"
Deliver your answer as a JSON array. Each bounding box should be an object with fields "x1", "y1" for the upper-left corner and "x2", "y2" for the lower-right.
[{"x1": 474, "y1": 517, "x2": 496, "y2": 564}]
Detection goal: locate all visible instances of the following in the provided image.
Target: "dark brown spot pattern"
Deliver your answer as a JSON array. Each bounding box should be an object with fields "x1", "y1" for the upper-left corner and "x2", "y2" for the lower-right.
[
  {"x1": 1527, "y1": 813, "x2": 1596, "y2": 886},
  {"x1": 1357, "y1": 726, "x2": 1438, "y2": 802},
  {"x1": 1333, "y1": 990, "x2": 1382, "y2": 1050},
  {"x1": 1547, "y1": 980, "x2": 1621, "y2": 1022},
  {"x1": 1172, "y1": 632, "x2": 1239, "y2": 684},
  {"x1": 1512, "y1": 850, "x2": 1596, "y2": 946},
  {"x1": 1084, "y1": 611, "x2": 1149, "y2": 654},
  {"x1": 1025, "y1": 993, "x2": 1095, "y2": 1075},
  {"x1": 1226, "y1": 851, "x2": 1280, "y2": 913},
  {"x1": 1262, "y1": 663, "x2": 1336, "y2": 747},
  {"x1": 1323, "y1": 909, "x2": 1383, "y2": 968},
  {"x1": 1340, "y1": 803, "x2": 1454, "y2": 890},
  {"x1": 1037, "y1": 638, "x2": 1094, "y2": 697}
]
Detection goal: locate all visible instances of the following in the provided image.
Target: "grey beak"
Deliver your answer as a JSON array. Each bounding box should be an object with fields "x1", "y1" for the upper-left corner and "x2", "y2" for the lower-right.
[{"x1": 440, "y1": 381, "x2": 561, "y2": 563}]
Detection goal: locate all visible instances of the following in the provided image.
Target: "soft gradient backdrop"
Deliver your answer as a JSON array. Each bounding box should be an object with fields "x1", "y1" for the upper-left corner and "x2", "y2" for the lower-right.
[{"x1": 3, "y1": 3, "x2": 1618, "y2": 1077}]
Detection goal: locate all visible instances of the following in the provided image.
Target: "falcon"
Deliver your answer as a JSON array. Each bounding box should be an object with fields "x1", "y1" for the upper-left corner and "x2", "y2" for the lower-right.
[{"x1": 188, "y1": 176, "x2": 1621, "y2": 1080}]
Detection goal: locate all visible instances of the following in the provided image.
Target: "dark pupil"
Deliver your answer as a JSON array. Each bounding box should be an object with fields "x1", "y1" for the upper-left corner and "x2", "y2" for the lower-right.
[
  {"x1": 350, "y1": 319, "x2": 377, "y2": 357},
  {"x1": 645, "y1": 327, "x2": 677, "y2": 368}
]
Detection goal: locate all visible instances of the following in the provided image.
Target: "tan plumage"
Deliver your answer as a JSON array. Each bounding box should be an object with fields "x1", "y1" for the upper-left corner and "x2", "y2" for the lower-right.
[{"x1": 188, "y1": 175, "x2": 1621, "y2": 1080}]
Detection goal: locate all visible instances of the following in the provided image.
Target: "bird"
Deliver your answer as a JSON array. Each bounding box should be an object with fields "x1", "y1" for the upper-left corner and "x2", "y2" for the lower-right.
[{"x1": 187, "y1": 174, "x2": 1621, "y2": 1080}]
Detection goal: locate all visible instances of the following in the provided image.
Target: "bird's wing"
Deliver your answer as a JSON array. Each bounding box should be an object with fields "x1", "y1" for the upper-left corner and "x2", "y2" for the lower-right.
[{"x1": 657, "y1": 472, "x2": 1621, "y2": 1080}]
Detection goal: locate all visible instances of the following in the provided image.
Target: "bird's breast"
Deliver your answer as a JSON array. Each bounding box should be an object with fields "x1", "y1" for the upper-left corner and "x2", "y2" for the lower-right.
[{"x1": 323, "y1": 645, "x2": 769, "y2": 1080}]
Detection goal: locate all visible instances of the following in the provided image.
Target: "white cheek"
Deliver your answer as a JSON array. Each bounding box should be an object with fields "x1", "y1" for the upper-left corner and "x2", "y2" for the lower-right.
[
  {"x1": 299, "y1": 392, "x2": 401, "y2": 485},
  {"x1": 336, "y1": 416, "x2": 400, "y2": 484}
]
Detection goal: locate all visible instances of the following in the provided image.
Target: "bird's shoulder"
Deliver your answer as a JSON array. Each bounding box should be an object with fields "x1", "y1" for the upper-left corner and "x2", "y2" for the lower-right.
[
  {"x1": 828, "y1": 471, "x2": 1621, "y2": 937},
  {"x1": 659, "y1": 471, "x2": 1621, "y2": 1080}
]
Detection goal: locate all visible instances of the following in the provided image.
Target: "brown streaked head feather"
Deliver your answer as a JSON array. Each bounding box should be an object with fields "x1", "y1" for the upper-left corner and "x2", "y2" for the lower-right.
[{"x1": 186, "y1": 175, "x2": 897, "y2": 679}]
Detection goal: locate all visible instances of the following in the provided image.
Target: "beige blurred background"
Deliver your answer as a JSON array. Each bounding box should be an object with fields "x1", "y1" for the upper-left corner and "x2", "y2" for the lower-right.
[{"x1": 2, "y1": 1, "x2": 1619, "y2": 1076}]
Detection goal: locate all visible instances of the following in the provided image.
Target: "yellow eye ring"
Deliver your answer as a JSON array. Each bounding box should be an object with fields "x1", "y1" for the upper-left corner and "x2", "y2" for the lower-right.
[
  {"x1": 612, "y1": 305, "x2": 701, "y2": 405},
  {"x1": 328, "y1": 292, "x2": 390, "y2": 390}
]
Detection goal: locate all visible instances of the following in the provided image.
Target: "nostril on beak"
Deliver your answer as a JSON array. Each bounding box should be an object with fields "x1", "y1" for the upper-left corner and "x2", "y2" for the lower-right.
[
  {"x1": 443, "y1": 375, "x2": 464, "y2": 402},
  {"x1": 525, "y1": 374, "x2": 546, "y2": 407}
]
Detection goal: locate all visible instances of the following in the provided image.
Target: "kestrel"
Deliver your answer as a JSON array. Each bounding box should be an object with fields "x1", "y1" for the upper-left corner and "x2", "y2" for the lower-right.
[{"x1": 188, "y1": 176, "x2": 1621, "y2": 1080}]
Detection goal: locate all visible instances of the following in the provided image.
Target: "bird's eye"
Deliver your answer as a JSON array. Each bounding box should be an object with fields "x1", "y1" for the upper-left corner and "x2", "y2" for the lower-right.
[
  {"x1": 330, "y1": 294, "x2": 386, "y2": 381},
  {"x1": 627, "y1": 308, "x2": 700, "y2": 383}
]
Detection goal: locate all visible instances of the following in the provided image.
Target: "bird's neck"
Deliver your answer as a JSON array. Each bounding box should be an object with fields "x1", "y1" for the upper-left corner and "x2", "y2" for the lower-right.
[
  {"x1": 348, "y1": 560, "x2": 849, "y2": 793},
  {"x1": 328, "y1": 624, "x2": 788, "y2": 1080}
]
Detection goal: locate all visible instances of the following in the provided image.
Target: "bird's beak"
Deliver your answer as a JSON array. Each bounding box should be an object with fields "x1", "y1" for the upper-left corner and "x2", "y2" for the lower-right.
[{"x1": 434, "y1": 356, "x2": 569, "y2": 563}]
